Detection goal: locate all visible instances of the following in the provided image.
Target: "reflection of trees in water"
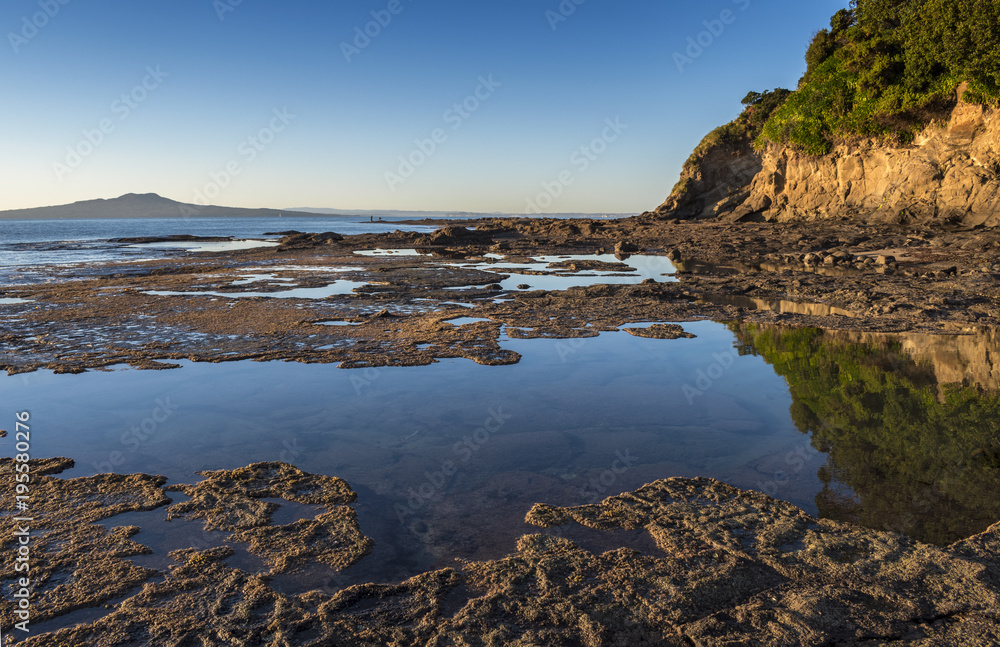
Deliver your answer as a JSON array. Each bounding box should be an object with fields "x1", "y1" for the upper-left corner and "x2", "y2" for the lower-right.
[{"x1": 732, "y1": 323, "x2": 1000, "y2": 546}]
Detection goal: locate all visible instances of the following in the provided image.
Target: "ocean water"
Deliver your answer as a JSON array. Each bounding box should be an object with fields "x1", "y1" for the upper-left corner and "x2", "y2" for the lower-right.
[{"x1": 0, "y1": 216, "x2": 440, "y2": 281}]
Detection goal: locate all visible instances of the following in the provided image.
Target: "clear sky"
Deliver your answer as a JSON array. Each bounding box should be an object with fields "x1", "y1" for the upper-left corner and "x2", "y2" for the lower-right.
[{"x1": 1, "y1": 0, "x2": 846, "y2": 214}]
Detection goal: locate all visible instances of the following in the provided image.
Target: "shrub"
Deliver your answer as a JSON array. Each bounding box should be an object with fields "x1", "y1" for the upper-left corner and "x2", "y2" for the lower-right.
[{"x1": 758, "y1": 0, "x2": 999, "y2": 154}]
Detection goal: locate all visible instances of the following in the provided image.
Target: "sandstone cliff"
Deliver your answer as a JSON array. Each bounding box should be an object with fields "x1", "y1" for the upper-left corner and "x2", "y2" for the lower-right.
[{"x1": 659, "y1": 99, "x2": 1000, "y2": 226}]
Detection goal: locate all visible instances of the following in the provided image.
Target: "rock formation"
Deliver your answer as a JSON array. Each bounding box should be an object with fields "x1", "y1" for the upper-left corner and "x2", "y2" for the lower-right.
[{"x1": 660, "y1": 97, "x2": 1000, "y2": 227}]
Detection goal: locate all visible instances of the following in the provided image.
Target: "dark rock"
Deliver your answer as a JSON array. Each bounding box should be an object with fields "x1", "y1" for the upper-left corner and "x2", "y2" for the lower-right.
[
  {"x1": 624, "y1": 324, "x2": 696, "y2": 339},
  {"x1": 109, "y1": 235, "x2": 233, "y2": 244},
  {"x1": 614, "y1": 241, "x2": 639, "y2": 255}
]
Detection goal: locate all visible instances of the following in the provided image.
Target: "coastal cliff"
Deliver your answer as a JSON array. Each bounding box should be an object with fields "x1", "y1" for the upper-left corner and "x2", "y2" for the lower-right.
[
  {"x1": 659, "y1": 0, "x2": 1000, "y2": 226},
  {"x1": 659, "y1": 98, "x2": 1000, "y2": 226}
]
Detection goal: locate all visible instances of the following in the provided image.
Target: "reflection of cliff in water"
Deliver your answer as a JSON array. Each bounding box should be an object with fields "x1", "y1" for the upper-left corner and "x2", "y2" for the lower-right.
[{"x1": 732, "y1": 323, "x2": 1000, "y2": 546}]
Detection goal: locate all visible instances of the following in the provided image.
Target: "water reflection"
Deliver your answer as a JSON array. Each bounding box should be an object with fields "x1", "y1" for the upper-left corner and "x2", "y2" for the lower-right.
[
  {"x1": 699, "y1": 294, "x2": 857, "y2": 318},
  {"x1": 4, "y1": 322, "x2": 816, "y2": 586},
  {"x1": 6, "y1": 320, "x2": 999, "y2": 596},
  {"x1": 733, "y1": 323, "x2": 1000, "y2": 545}
]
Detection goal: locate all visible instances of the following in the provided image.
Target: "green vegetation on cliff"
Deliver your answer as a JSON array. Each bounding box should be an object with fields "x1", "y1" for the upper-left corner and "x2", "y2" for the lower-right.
[
  {"x1": 760, "y1": 0, "x2": 1000, "y2": 154},
  {"x1": 733, "y1": 323, "x2": 1000, "y2": 546}
]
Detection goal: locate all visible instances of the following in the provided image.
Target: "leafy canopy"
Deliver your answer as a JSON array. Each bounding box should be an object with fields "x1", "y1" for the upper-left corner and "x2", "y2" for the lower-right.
[{"x1": 759, "y1": 0, "x2": 1000, "y2": 155}]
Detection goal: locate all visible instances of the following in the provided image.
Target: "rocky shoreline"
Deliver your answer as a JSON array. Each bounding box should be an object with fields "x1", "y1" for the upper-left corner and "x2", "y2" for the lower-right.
[
  {"x1": 3, "y1": 458, "x2": 997, "y2": 645},
  {"x1": 3, "y1": 215, "x2": 1000, "y2": 643},
  {"x1": 4, "y1": 216, "x2": 1000, "y2": 376}
]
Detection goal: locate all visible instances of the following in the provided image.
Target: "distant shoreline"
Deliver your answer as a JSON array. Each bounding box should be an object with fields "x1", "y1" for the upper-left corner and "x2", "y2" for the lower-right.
[
  {"x1": 0, "y1": 192, "x2": 637, "y2": 221},
  {"x1": 0, "y1": 212, "x2": 638, "y2": 222}
]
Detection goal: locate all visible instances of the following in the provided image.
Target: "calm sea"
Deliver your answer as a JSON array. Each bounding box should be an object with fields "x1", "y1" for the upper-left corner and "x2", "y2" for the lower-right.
[{"x1": 0, "y1": 216, "x2": 442, "y2": 282}]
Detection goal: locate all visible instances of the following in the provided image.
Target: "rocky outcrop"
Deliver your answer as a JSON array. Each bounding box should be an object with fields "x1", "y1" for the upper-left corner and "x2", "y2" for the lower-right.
[
  {"x1": 22, "y1": 471, "x2": 1000, "y2": 646},
  {"x1": 658, "y1": 133, "x2": 762, "y2": 220},
  {"x1": 660, "y1": 100, "x2": 1000, "y2": 226}
]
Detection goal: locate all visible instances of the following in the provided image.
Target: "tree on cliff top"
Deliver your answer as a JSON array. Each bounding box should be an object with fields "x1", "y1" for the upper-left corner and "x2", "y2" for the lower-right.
[{"x1": 759, "y1": 0, "x2": 1000, "y2": 155}]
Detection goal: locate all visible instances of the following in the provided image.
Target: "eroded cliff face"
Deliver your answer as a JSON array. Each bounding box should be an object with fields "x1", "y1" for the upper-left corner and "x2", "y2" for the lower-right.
[
  {"x1": 660, "y1": 101, "x2": 1000, "y2": 226},
  {"x1": 658, "y1": 137, "x2": 762, "y2": 220}
]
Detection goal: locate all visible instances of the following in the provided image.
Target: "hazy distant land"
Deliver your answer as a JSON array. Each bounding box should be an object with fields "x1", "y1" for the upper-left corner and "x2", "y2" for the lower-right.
[{"x1": 0, "y1": 193, "x2": 635, "y2": 221}]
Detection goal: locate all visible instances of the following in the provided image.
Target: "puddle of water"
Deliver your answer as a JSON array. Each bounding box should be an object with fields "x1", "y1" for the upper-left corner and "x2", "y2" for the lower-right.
[
  {"x1": 260, "y1": 265, "x2": 354, "y2": 273},
  {"x1": 355, "y1": 249, "x2": 427, "y2": 257},
  {"x1": 316, "y1": 321, "x2": 361, "y2": 327},
  {"x1": 5, "y1": 320, "x2": 999, "y2": 605},
  {"x1": 230, "y1": 273, "x2": 297, "y2": 286},
  {"x1": 464, "y1": 253, "x2": 677, "y2": 291},
  {"x1": 8, "y1": 323, "x2": 810, "y2": 584},
  {"x1": 443, "y1": 317, "x2": 492, "y2": 326},
  {"x1": 142, "y1": 280, "x2": 370, "y2": 299},
  {"x1": 128, "y1": 240, "x2": 279, "y2": 253},
  {"x1": 0, "y1": 298, "x2": 31, "y2": 304}
]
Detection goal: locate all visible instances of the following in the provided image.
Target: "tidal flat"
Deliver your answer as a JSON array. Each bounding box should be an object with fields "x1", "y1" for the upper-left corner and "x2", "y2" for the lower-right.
[{"x1": 2, "y1": 216, "x2": 1000, "y2": 644}]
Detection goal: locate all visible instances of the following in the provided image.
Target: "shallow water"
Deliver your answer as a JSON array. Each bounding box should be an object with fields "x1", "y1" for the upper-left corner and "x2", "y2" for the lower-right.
[
  {"x1": 2, "y1": 322, "x2": 808, "y2": 579},
  {"x1": 354, "y1": 249, "x2": 426, "y2": 257},
  {"x1": 4, "y1": 215, "x2": 1000, "y2": 629},
  {"x1": 9, "y1": 318, "x2": 999, "y2": 595},
  {"x1": 443, "y1": 317, "x2": 493, "y2": 326},
  {"x1": 463, "y1": 253, "x2": 678, "y2": 291},
  {"x1": 126, "y1": 239, "x2": 280, "y2": 253},
  {"x1": 142, "y1": 279, "x2": 371, "y2": 299}
]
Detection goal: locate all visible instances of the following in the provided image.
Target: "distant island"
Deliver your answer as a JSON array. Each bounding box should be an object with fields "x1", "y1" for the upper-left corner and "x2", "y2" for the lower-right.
[
  {"x1": 0, "y1": 193, "x2": 635, "y2": 221},
  {"x1": 0, "y1": 193, "x2": 321, "y2": 221}
]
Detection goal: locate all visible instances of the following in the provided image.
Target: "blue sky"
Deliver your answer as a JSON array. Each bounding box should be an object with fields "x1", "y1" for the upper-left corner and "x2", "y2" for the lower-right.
[{"x1": 1, "y1": 0, "x2": 846, "y2": 213}]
